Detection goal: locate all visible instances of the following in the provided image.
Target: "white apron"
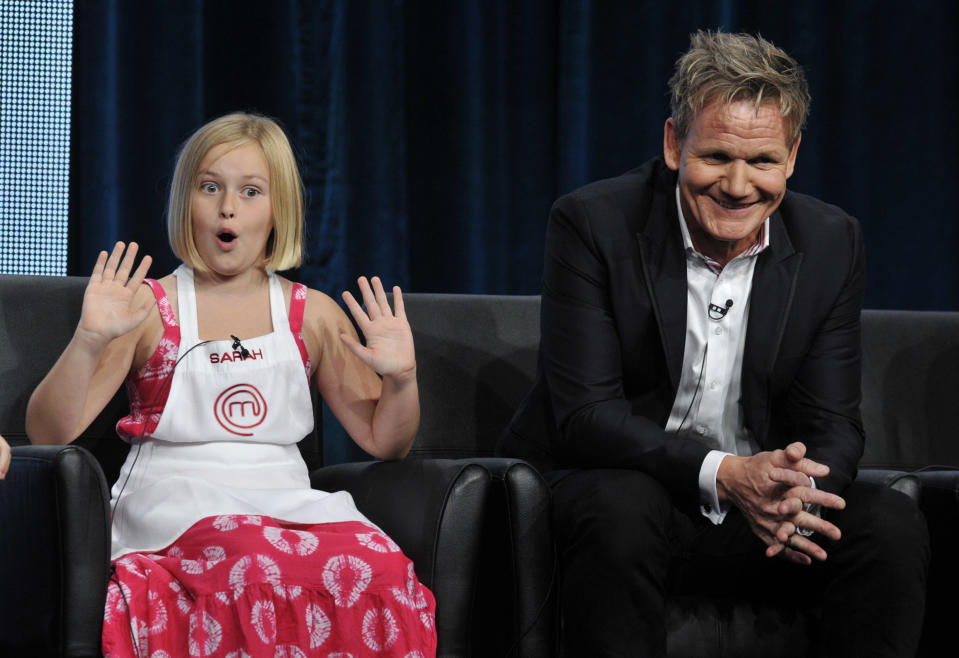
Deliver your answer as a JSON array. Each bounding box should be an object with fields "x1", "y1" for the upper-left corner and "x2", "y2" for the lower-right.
[{"x1": 109, "y1": 265, "x2": 372, "y2": 560}]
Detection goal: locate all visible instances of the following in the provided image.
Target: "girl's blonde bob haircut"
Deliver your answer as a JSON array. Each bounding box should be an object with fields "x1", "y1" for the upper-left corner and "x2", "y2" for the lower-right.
[{"x1": 167, "y1": 112, "x2": 304, "y2": 272}]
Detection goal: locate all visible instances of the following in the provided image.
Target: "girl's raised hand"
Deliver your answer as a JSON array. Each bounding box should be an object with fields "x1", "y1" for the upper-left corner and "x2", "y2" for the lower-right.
[
  {"x1": 78, "y1": 242, "x2": 155, "y2": 346},
  {"x1": 340, "y1": 276, "x2": 415, "y2": 378}
]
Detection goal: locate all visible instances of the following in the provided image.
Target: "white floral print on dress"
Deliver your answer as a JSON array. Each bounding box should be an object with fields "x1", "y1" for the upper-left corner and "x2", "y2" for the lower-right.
[
  {"x1": 322, "y1": 555, "x2": 373, "y2": 608},
  {"x1": 305, "y1": 602, "x2": 331, "y2": 648},
  {"x1": 362, "y1": 607, "x2": 400, "y2": 651},
  {"x1": 263, "y1": 525, "x2": 320, "y2": 556},
  {"x1": 356, "y1": 531, "x2": 401, "y2": 553}
]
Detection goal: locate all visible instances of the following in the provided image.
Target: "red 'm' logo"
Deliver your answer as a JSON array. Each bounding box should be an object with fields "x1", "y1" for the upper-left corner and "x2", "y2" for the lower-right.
[{"x1": 214, "y1": 384, "x2": 268, "y2": 436}]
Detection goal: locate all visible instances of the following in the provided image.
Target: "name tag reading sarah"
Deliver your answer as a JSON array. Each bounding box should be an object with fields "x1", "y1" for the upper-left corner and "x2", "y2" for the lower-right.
[{"x1": 210, "y1": 349, "x2": 264, "y2": 363}]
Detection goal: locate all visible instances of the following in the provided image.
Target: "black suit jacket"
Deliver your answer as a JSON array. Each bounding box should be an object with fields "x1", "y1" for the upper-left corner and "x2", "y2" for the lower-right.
[{"x1": 500, "y1": 158, "x2": 865, "y2": 504}]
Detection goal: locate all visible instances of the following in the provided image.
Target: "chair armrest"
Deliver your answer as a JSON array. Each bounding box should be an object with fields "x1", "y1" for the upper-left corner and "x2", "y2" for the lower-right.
[
  {"x1": 0, "y1": 444, "x2": 111, "y2": 658},
  {"x1": 911, "y1": 469, "x2": 959, "y2": 654},
  {"x1": 855, "y1": 467, "x2": 921, "y2": 501},
  {"x1": 467, "y1": 457, "x2": 556, "y2": 657},
  {"x1": 856, "y1": 467, "x2": 959, "y2": 655},
  {"x1": 311, "y1": 458, "x2": 491, "y2": 657}
]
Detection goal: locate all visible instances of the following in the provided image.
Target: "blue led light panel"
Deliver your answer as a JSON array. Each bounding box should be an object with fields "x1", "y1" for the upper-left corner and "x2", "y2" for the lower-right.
[{"x1": 0, "y1": 1, "x2": 72, "y2": 275}]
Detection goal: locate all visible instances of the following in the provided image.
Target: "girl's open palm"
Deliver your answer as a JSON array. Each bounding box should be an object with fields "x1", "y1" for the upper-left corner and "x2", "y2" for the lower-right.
[
  {"x1": 340, "y1": 276, "x2": 415, "y2": 378},
  {"x1": 79, "y1": 242, "x2": 154, "y2": 344}
]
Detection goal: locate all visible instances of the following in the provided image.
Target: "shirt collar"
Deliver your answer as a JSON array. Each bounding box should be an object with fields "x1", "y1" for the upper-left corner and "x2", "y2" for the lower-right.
[{"x1": 675, "y1": 184, "x2": 770, "y2": 273}]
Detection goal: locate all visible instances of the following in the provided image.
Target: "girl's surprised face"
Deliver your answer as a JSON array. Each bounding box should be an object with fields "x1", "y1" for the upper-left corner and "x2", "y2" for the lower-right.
[{"x1": 191, "y1": 142, "x2": 274, "y2": 278}]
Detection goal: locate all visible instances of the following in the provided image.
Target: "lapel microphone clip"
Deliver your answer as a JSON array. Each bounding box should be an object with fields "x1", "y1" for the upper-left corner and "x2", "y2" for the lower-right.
[
  {"x1": 231, "y1": 335, "x2": 252, "y2": 360},
  {"x1": 708, "y1": 299, "x2": 734, "y2": 321}
]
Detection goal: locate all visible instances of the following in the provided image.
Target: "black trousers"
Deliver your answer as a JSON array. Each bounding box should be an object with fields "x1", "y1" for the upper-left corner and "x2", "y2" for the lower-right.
[{"x1": 550, "y1": 469, "x2": 930, "y2": 657}]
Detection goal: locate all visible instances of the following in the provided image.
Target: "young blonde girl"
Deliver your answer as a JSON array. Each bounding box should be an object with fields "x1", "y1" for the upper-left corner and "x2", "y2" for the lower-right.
[{"x1": 27, "y1": 113, "x2": 436, "y2": 657}]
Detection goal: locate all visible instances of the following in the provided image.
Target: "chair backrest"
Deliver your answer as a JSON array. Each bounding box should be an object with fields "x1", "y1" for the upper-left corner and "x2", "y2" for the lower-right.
[
  {"x1": 7, "y1": 278, "x2": 955, "y2": 472},
  {"x1": 0, "y1": 274, "x2": 129, "y2": 474},
  {"x1": 860, "y1": 309, "x2": 959, "y2": 469},
  {"x1": 402, "y1": 295, "x2": 959, "y2": 471},
  {"x1": 401, "y1": 293, "x2": 541, "y2": 458},
  {"x1": 0, "y1": 274, "x2": 324, "y2": 481}
]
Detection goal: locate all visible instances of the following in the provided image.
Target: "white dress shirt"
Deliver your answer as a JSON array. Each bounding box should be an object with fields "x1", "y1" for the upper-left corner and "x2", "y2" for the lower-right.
[{"x1": 664, "y1": 186, "x2": 768, "y2": 524}]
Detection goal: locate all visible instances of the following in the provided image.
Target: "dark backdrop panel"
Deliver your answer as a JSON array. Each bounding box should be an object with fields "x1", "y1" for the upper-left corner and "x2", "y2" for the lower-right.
[
  {"x1": 69, "y1": 0, "x2": 959, "y2": 461},
  {"x1": 404, "y1": 0, "x2": 557, "y2": 294}
]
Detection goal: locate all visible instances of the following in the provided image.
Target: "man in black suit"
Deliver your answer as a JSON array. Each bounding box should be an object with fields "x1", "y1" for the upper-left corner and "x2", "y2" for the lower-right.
[{"x1": 500, "y1": 31, "x2": 928, "y2": 656}]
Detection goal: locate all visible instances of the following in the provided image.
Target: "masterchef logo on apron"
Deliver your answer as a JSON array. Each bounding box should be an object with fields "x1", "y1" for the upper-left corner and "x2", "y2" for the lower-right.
[{"x1": 214, "y1": 383, "x2": 268, "y2": 436}]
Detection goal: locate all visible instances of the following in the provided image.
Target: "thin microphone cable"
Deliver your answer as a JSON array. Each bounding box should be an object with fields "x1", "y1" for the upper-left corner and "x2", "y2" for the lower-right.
[
  {"x1": 109, "y1": 337, "x2": 212, "y2": 658},
  {"x1": 676, "y1": 343, "x2": 708, "y2": 435},
  {"x1": 108, "y1": 565, "x2": 143, "y2": 658},
  {"x1": 110, "y1": 339, "x2": 213, "y2": 519}
]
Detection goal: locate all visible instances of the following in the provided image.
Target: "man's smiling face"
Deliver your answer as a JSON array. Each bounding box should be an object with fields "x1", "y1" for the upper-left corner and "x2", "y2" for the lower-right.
[{"x1": 663, "y1": 98, "x2": 800, "y2": 266}]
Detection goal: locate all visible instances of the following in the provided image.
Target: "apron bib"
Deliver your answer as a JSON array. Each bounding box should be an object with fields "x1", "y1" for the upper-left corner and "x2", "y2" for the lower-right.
[{"x1": 109, "y1": 265, "x2": 370, "y2": 560}]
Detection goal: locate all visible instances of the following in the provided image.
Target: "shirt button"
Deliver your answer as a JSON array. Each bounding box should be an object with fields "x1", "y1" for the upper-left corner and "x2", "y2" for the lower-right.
[
  {"x1": 713, "y1": 326, "x2": 723, "y2": 335},
  {"x1": 697, "y1": 425, "x2": 707, "y2": 435},
  {"x1": 709, "y1": 381, "x2": 719, "y2": 391}
]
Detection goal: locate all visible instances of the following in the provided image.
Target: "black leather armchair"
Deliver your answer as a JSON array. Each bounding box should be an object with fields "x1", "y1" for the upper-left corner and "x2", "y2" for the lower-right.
[
  {"x1": 1, "y1": 444, "x2": 111, "y2": 658},
  {"x1": 321, "y1": 293, "x2": 555, "y2": 657},
  {"x1": 858, "y1": 310, "x2": 959, "y2": 657},
  {"x1": 372, "y1": 299, "x2": 951, "y2": 657}
]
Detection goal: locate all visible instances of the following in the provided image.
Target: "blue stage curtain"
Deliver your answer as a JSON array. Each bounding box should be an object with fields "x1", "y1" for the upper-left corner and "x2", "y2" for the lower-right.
[{"x1": 70, "y1": 1, "x2": 959, "y2": 461}]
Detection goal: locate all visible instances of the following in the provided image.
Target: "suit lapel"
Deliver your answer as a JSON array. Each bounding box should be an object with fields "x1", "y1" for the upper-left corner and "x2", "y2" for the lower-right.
[
  {"x1": 743, "y1": 211, "x2": 803, "y2": 445},
  {"x1": 636, "y1": 180, "x2": 687, "y2": 393}
]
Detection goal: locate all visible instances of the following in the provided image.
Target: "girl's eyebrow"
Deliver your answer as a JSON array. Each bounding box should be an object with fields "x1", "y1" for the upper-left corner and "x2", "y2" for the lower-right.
[{"x1": 196, "y1": 169, "x2": 268, "y2": 184}]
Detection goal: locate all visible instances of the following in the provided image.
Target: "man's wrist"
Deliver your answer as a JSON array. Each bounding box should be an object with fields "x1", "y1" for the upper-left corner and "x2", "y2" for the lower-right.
[
  {"x1": 715, "y1": 452, "x2": 746, "y2": 502},
  {"x1": 700, "y1": 450, "x2": 733, "y2": 523}
]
